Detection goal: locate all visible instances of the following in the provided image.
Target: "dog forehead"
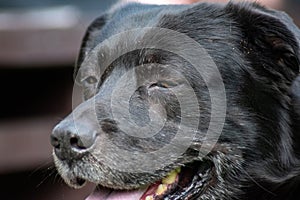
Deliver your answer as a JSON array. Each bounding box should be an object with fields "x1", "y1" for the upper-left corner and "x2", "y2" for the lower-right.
[
  {"x1": 84, "y1": 2, "x2": 223, "y2": 51},
  {"x1": 77, "y1": 2, "x2": 241, "y2": 89},
  {"x1": 85, "y1": 4, "x2": 164, "y2": 50}
]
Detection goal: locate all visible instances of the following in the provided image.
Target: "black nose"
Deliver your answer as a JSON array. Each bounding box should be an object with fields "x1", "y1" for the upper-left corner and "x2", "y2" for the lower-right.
[{"x1": 51, "y1": 122, "x2": 96, "y2": 160}]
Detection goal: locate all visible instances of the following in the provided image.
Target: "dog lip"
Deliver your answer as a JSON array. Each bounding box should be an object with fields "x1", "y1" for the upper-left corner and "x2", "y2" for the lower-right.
[
  {"x1": 85, "y1": 161, "x2": 213, "y2": 200},
  {"x1": 75, "y1": 177, "x2": 87, "y2": 187},
  {"x1": 84, "y1": 169, "x2": 180, "y2": 200},
  {"x1": 68, "y1": 176, "x2": 87, "y2": 188}
]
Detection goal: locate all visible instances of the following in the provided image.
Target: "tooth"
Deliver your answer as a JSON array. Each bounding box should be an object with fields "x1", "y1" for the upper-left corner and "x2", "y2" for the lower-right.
[
  {"x1": 162, "y1": 168, "x2": 180, "y2": 184},
  {"x1": 156, "y1": 184, "x2": 168, "y2": 195},
  {"x1": 145, "y1": 195, "x2": 154, "y2": 200}
]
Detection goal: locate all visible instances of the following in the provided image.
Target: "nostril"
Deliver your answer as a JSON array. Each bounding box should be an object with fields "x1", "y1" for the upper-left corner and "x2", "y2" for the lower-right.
[
  {"x1": 70, "y1": 136, "x2": 87, "y2": 150},
  {"x1": 70, "y1": 137, "x2": 78, "y2": 147},
  {"x1": 50, "y1": 135, "x2": 60, "y2": 149}
]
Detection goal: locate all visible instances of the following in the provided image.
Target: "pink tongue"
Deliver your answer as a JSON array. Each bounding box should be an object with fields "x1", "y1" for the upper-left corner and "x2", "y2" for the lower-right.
[{"x1": 85, "y1": 187, "x2": 146, "y2": 200}]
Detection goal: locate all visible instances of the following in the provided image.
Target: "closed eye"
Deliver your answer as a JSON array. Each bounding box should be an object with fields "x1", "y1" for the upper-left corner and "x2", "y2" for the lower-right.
[
  {"x1": 82, "y1": 76, "x2": 97, "y2": 85},
  {"x1": 149, "y1": 81, "x2": 177, "y2": 89},
  {"x1": 80, "y1": 76, "x2": 98, "y2": 100}
]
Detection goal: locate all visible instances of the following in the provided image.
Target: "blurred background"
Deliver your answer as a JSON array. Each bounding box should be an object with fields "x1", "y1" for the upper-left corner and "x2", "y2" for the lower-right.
[{"x1": 0, "y1": 0, "x2": 299, "y2": 200}]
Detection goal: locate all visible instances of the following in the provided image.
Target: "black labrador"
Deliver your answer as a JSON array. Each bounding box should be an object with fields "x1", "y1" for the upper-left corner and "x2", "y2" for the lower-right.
[{"x1": 51, "y1": 1, "x2": 300, "y2": 200}]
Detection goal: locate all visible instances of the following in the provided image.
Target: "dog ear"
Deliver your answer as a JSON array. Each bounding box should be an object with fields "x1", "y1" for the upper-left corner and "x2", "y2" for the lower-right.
[
  {"x1": 292, "y1": 76, "x2": 300, "y2": 110},
  {"x1": 74, "y1": 15, "x2": 108, "y2": 79},
  {"x1": 291, "y1": 76, "x2": 300, "y2": 173},
  {"x1": 291, "y1": 76, "x2": 300, "y2": 129},
  {"x1": 226, "y1": 3, "x2": 300, "y2": 81}
]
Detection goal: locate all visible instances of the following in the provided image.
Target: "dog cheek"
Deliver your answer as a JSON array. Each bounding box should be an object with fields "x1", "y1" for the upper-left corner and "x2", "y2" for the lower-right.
[
  {"x1": 53, "y1": 152, "x2": 74, "y2": 187},
  {"x1": 129, "y1": 95, "x2": 151, "y2": 127}
]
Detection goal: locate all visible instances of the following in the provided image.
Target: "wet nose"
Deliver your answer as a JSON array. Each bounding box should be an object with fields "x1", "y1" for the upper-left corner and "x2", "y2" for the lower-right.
[{"x1": 50, "y1": 122, "x2": 97, "y2": 160}]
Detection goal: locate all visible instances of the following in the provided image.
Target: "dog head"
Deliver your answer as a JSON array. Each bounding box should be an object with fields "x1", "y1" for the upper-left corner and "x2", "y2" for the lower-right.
[{"x1": 51, "y1": 2, "x2": 300, "y2": 200}]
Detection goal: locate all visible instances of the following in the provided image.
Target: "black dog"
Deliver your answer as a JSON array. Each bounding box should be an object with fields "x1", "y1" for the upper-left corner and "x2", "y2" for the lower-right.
[{"x1": 51, "y1": 1, "x2": 300, "y2": 200}]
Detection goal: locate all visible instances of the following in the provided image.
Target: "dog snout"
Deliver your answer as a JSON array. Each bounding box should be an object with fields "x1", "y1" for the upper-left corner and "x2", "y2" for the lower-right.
[{"x1": 51, "y1": 121, "x2": 97, "y2": 160}]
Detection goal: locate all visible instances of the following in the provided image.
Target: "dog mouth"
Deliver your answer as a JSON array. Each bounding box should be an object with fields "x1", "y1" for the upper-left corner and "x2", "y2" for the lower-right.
[{"x1": 85, "y1": 160, "x2": 214, "y2": 200}]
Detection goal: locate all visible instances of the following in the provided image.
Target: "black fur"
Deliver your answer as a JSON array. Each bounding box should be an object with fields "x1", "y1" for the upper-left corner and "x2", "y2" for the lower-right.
[{"x1": 52, "y1": 2, "x2": 300, "y2": 199}]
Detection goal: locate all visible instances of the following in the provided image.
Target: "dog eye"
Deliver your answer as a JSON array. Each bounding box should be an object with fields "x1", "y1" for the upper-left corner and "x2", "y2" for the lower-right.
[
  {"x1": 83, "y1": 76, "x2": 97, "y2": 85},
  {"x1": 149, "y1": 81, "x2": 176, "y2": 89}
]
